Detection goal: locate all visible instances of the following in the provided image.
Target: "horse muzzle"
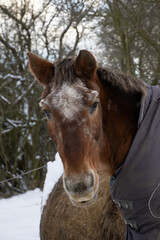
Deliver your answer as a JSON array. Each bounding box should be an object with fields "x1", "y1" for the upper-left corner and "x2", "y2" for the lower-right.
[{"x1": 63, "y1": 170, "x2": 99, "y2": 207}]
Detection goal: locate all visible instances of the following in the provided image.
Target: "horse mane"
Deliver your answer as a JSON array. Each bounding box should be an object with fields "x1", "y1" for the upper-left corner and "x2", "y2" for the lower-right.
[
  {"x1": 48, "y1": 58, "x2": 146, "y2": 99},
  {"x1": 97, "y1": 67, "x2": 146, "y2": 97}
]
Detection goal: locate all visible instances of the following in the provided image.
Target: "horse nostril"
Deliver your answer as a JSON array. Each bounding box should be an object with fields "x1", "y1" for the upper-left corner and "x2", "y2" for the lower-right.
[
  {"x1": 72, "y1": 173, "x2": 94, "y2": 194},
  {"x1": 64, "y1": 172, "x2": 95, "y2": 195},
  {"x1": 73, "y1": 182, "x2": 88, "y2": 194}
]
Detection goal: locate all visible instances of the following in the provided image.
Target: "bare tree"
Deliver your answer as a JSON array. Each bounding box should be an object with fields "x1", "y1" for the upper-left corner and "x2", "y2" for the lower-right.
[
  {"x1": 97, "y1": 0, "x2": 160, "y2": 84},
  {"x1": 0, "y1": 0, "x2": 99, "y2": 197}
]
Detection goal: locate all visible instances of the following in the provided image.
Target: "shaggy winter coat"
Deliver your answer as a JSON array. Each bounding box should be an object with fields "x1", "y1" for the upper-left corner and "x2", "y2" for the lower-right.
[{"x1": 40, "y1": 171, "x2": 125, "y2": 240}]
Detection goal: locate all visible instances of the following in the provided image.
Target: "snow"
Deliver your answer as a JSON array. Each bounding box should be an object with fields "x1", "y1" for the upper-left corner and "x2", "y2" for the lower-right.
[
  {"x1": 41, "y1": 152, "x2": 64, "y2": 208},
  {"x1": 14, "y1": 79, "x2": 36, "y2": 105},
  {"x1": 0, "y1": 189, "x2": 42, "y2": 240},
  {"x1": 0, "y1": 152, "x2": 64, "y2": 240},
  {"x1": 0, "y1": 94, "x2": 11, "y2": 104},
  {"x1": 3, "y1": 74, "x2": 24, "y2": 80}
]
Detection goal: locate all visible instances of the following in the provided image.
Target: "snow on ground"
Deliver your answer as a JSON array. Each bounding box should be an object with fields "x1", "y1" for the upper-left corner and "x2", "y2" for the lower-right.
[
  {"x1": 0, "y1": 189, "x2": 42, "y2": 240},
  {"x1": 0, "y1": 153, "x2": 64, "y2": 240},
  {"x1": 41, "y1": 152, "x2": 64, "y2": 208}
]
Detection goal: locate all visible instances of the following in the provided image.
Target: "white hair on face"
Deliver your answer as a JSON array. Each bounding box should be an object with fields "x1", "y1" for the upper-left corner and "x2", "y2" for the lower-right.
[
  {"x1": 41, "y1": 82, "x2": 99, "y2": 120},
  {"x1": 88, "y1": 90, "x2": 99, "y2": 101},
  {"x1": 51, "y1": 83, "x2": 84, "y2": 119},
  {"x1": 39, "y1": 99, "x2": 47, "y2": 107}
]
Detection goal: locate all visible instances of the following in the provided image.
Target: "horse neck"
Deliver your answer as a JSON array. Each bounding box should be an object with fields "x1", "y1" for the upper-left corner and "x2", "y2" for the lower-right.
[{"x1": 97, "y1": 80, "x2": 140, "y2": 176}]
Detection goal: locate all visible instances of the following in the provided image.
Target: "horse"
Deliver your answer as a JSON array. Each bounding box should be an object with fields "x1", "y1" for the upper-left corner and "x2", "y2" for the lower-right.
[{"x1": 28, "y1": 50, "x2": 160, "y2": 239}]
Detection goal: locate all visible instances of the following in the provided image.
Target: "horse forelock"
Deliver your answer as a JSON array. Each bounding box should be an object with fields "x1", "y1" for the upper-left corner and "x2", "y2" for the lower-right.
[
  {"x1": 41, "y1": 57, "x2": 78, "y2": 99},
  {"x1": 53, "y1": 57, "x2": 76, "y2": 87}
]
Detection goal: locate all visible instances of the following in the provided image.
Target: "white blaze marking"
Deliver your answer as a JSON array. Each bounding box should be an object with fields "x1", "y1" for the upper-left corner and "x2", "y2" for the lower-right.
[
  {"x1": 52, "y1": 84, "x2": 83, "y2": 119},
  {"x1": 40, "y1": 82, "x2": 99, "y2": 120}
]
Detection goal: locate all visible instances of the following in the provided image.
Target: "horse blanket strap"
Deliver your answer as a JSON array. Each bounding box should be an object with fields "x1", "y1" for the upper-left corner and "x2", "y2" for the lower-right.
[
  {"x1": 110, "y1": 84, "x2": 160, "y2": 240},
  {"x1": 113, "y1": 200, "x2": 133, "y2": 210},
  {"x1": 124, "y1": 220, "x2": 138, "y2": 231}
]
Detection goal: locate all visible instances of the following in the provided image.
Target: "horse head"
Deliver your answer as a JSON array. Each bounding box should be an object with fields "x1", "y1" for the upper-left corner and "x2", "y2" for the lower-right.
[{"x1": 28, "y1": 50, "x2": 104, "y2": 207}]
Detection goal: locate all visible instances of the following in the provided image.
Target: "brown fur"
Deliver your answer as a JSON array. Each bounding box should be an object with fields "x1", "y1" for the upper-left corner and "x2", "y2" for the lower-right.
[
  {"x1": 27, "y1": 52, "x2": 54, "y2": 86},
  {"x1": 94, "y1": 70, "x2": 145, "y2": 174},
  {"x1": 40, "y1": 171, "x2": 125, "y2": 240},
  {"x1": 97, "y1": 67, "x2": 145, "y2": 95}
]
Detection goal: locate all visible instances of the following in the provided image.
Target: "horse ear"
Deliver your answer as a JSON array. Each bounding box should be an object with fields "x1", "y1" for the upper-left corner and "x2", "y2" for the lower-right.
[
  {"x1": 74, "y1": 50, "x2": 97, "y2": 79},
  {"x1": 27, "y1": 52, "x2": 54, "y2": 85}
]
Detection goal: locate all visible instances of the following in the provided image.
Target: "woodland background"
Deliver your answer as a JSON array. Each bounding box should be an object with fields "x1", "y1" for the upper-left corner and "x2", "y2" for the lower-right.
[{"x1": 0, "y1": 0, "x2": 160, "y2": 197}]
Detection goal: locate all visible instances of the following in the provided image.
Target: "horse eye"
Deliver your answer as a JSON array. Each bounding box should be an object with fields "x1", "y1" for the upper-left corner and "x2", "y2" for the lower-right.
[
  {"x1": 43, "y1": 109, "x2": 51, "y2": 119},
  {"x1": 90, "y1": 102, "x2": 98, "y2": 114}
]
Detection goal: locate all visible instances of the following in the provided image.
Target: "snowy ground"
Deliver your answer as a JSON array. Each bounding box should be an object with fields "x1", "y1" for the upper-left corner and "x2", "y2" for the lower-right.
[
  {"x1": 0, "y1": 153, "x2": 63, "y2": 240},
  {"x1": 0, "y1": 189, "x2": 42, "y2": 240}
]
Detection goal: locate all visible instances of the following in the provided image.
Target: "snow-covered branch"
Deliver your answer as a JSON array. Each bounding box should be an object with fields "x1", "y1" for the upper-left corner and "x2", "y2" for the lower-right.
[
  {"x1": 14, "y1": 79, "x2": 36, "y2": 105},
  {"x1": 0, "y1": 95, "x2": 11, "y2": 105}
]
